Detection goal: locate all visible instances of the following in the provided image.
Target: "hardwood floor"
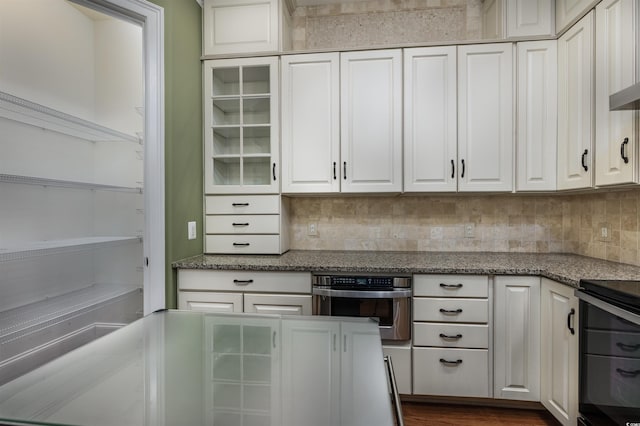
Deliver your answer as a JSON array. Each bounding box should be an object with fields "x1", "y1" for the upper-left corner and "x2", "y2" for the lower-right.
[{"x1": 401, "y1": 402, "x2": 560, "y2": 426}]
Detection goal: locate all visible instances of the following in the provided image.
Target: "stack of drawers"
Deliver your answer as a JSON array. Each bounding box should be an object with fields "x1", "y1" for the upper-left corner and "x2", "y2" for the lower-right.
[
  {"x1": 412, "y1": 274, "x2": 491, "y2": 398},
  {"x1": 205, "y1": 195, "x2": 289, "y2": 254}
]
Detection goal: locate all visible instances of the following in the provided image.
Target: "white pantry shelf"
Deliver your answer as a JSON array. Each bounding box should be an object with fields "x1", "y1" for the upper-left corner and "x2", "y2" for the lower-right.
[
  {"x1": 0, "y1": 91, "x2": 140, "y2": 144},
  {"x1": 0, "y1": 236, "x2": 142, "y2": 262},
  {"x1": 0, "y1": 174, "x2": 143, "y2": 193}
]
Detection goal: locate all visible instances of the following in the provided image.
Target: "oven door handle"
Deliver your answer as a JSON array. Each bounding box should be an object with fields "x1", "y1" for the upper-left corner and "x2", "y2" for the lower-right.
[
  {"x1": 312, "y1": 288, "x2": 412, "y2": 299},
  {"x1": 576, "y1": 290, "x2": 640, "y2": 326}
]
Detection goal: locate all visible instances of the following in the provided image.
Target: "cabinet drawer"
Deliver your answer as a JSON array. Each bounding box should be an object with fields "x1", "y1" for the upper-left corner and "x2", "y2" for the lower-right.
[
  {"x1": 413, "y1": 323, "x2": 489, "y2": 348},
  {"x1": 206, "y1": 214, "x2": 280, "y2": 234},
  {"x1": 178, "y1": 291, "x2": 243, "y2": 313},
  {"x1": 244, "y1": 293, "x2": 312, "y2": 316},
  {"x1": 413, "y1": 347, "x2": 489, "y2": 397},
  {"x1": 178, "y1": 269, "x2": 311, "y2": 294},
  {"x1": 413, "y1": 298, "x2": 489, "y2": 323},
  {"x1": 206, "y1": 195, "x2": 280, "y2": 215},
  {"x1": 414, "y1": 275, "x2": 489, "y2": 297},
  {"x1": 206, "y1": 234, "x2": 281, "y2": 254}
]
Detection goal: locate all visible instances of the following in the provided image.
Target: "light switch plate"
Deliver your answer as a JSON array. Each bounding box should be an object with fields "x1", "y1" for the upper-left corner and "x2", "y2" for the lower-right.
[{"x1": 188, "y1": 221, "x2": 197, "y2": 240}]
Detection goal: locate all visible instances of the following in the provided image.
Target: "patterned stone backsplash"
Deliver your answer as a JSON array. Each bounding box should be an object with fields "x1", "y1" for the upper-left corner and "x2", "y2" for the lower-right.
[
  {"x1": 288, "y1": 188, "x2": 640, "y2": 267},
  {"x1": 292, "y1": 0, "x2": 484, "y2": 51}
]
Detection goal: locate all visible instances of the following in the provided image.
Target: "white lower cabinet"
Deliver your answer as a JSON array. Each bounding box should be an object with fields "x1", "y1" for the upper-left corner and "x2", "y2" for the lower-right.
[
  {"x1": 412, "y1": 274, "x2": 491, "y2": 398},
  {"x1": 177, "y1": 270, "x2": 312, "y2": 315},
  {"x1": 493, "y1": 276, "x2": 541, "y2": 401},
  {"x1": 382, "y1": 343, "x2": 412, "y2": 395},
  {"x1": 540, "y1": 278, "x2": 579, "y2": 426}
]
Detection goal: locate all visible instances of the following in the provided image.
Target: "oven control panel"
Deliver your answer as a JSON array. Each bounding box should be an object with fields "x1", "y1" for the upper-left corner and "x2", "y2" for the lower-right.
[{"x1": 312, "y1": 275, "x2": 411, "y2": 289}]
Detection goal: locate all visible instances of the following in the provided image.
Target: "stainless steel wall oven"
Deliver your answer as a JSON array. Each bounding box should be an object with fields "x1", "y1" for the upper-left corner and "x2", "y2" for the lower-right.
[
  {"x1": 312, "y1": 274, "x2": 411, "y2": 341},
  {"x1": 576, "y1": 279, "x2": 640, "y2": 426}
]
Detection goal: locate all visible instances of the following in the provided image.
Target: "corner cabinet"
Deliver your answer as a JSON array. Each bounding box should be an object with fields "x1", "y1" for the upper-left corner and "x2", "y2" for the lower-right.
[
  {"x1": 203, "y1": 57, "x2": 279, "y2": 195},
  {"x1": 557, "y1": 11, "x2": 594, "y2": 190},
  {"x1": 493, "y1": 276, "x2": 540, "y2": 402},
  {"x1": 595, "y1": 0, "x2": 639, "y2": 187},
  {"x1": 458, "y1": 43, "x2": 514, "y2": 192},
  {"x1": 540, "y1": 278, "x2": 579, "y2": 426},
  {"x1": 340, "y1": 50, "x2": 403, "y2": 193}
]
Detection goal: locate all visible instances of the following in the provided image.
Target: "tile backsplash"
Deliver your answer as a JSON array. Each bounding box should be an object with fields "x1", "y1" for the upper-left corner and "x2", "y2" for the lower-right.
[
  {"x1": 292, "y1": 0, "x2": 484, "y2": 51},
  {"x1": 288, "y1": 188, "x2": 640, "y2": 267}
]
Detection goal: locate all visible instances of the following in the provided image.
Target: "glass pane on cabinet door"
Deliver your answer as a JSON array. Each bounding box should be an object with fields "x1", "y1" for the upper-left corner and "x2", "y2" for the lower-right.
[
  {"x1": 214, "y1": 157, "x2": 241, "y2": 186},
  {"x1": 243, "y1": 126, "x2": 270, "y2": 155},
  {"x1": 243, "y1": 157, "x2": 271, "y2": 186},
  {"x1": 242, "y1": 66, "x2": 270, "y2": 95},
  {"x1": 212, "y1": 127, "x2": 241, "y2": 156},
  {"x1": 243, "y1": 98, "x2": 271, "y2": 125},
  {"x1": 212, "y1": 67, "x2": 240, "y2": 96},
  {"x1": 212, "y1": 99, "x2": 241, "y2": 125}
]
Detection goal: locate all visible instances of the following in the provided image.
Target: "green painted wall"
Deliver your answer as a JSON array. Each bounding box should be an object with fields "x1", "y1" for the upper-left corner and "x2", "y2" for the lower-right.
[{"x1": 149, "y1": 0, "x2": 203, "y2": 309}]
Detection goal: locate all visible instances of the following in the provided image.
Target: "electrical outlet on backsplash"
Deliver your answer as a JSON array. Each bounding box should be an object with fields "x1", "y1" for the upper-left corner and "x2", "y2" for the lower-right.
[{"x1": 287, "y1": 189, "x2": 640, "y2": 267}]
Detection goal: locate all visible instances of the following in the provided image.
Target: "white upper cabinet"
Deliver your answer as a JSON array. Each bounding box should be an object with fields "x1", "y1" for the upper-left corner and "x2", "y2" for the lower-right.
[
  {"x1": 340, "y1": 50, "x2": 403, "y2": 193},
  {"x1": 202, "y1": 0, "x2": 291, "y2": 56},
  {"x1": 281, "y1": 53, "x2": 340, "y2": 193},
  {"x1": 458, "y1": 43, "x2": 514, "y2": 192},
  {"x1": 556, "y1": 0, "x2": 600, "y2": 35},
  {"x1": 403, "y1": 46, "x2": 458, "y2": 192},
  {"x1": 516, "y1": 40, "x2": 558, "y2": 191},
  {"x1": 557, "y1": 11, "x2": 594, "y2": 190},
  {"x1": 595, "y1": 0, "x2": 638, "y2": 186},
  {"x1": 203, "y1": 57, "x2": 280, "y2": 194},
  {"x1": 506, "y1": 0, "x2": 555, "y2": 38}
]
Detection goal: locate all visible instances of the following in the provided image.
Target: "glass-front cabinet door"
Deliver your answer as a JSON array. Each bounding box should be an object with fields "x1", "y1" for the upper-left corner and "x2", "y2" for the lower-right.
[{"x1": 204, "y1": 57, "x2": 279, "y2": 194}]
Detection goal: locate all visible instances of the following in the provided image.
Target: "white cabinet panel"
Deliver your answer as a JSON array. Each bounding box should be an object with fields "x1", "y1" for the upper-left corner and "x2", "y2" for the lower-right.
[
  {"x1": 494, "y1": 276, "x2": 540, "y2": 401},
  {"x1": 178, "y1": 291, "x2": 243, "y2": 313},
  {"x1": 382, "y1": 344, "x2": 412, "y2": 395},
  {"x1": 557, "y1": 11, "x2": 594, "y2": 190},
  {"x1": 244, "y1": 293, "x2": 312, "y2": 316},
  {"x1": 540, "y1": 278, "x2": 579, "y2": 426},
  {"x1": 413, "y1": 347, "x2": 490, "y2": 397},
  {"x1": 458, "y1": 43, "x2": 514, "y2": 192},
  {"x1": 341, "y1": 50, "x2": 402, "y2": 193},
  {"x1": 281, "y1": 53, "x2": 340, "y2": 193},
  {"x1": 556, "y1": 0, "x2": 600, "y2": 34},
  {"x1": 595, "y1": 0, "x2": 638, "y2": 186},
  {"x1": 506, "y1": 0, "x2": 554, "y2": 38},
  {"x1": 516, "y1": 40, "x2": 558, "y2": 191},
  {"x1": 403, "y1": 46, "x2": 458, "y2": 192}
]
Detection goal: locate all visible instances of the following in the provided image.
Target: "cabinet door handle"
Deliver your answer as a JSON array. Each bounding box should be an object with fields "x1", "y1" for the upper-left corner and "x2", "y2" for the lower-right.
[
  {"x1": 272, "y1": 163, "x2": 277, "y2": 181},
  {"x1": 581, "y1": 149, "x2": 589, "y2": 172},
  {"x1": 333, "y1": 162, "x2": 337, "y2": 180},
  {"x1": 232, "y1": 203, "x2": 249, "y2": 207},
  {"x1": 439, "y1": 333, "x2": 463, "y2": 340},
  {"x1": 232, "y1": 243, "x2": 250, "y2": 247},
  {"x1": 621, "y1": 137, "x2": 630, "y2": 164},
  {"x1": 343, "y1": 161, "x2": 347, "y2": 180},
  {"x1": 616, "y1": 368, "x2": 640, "y2": 378},
  {"x1": 232, "y1": 222, "x2": 249, "y2": 227},
  {"x1": 439, "y1": 283, "x2": 463, "y2": 289},
  {"x1": 461, "y1": 159, "x2": 465, "y2": 178},
  {"x1": 451, "y1": 159, "x2": 455, "y2": 179},
  {"x1": 233, "y1": 279, "x2": 253, "y2": 285},
  {"x1": 567, "y1": 308, "x2": 575, "y2": 335},
  {"x1": 439, "y1": 358, "x2": 463, "y2": 366},
  {"x1": 439, "y1": 308, "x2": 463, "y2": 315},
  {"x1": 273, "y1": 331, "x2": 277, "y2": 349},
  {"x1": 616, "y1": 342, "x2": 640, "y2": 352}
]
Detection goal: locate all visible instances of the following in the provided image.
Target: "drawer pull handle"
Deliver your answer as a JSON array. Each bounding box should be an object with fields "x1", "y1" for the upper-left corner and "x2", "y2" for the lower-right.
[
  {"x1": 233, "y1": 279, "x2": 254, "y2": 285},
  {"x1": 233, "y1": 243, "x2": 250, "y2": 247},
  {"x1": 439, "y1": 283, "x2": 463, "y2": 289},
  {"x1": 567, "y1": 308, "x2": 576, "y2": 335},
  {"x1": 439, "y1": 333, "x2": 463, "y2": 340},
  {"x1": 232, "y1": 223, "x2": 249, "y2": 227},
  {"x1": 621, "y1": 137, "x2": 629, "y2": 164},
  {"x1": 232, "y1": 203, "x2": 249, "y2": 207},
  {"x1": 581, "y1": 149, "x2": 589, "y2": 172},
  {"x1": 439, "y1": 358, "x2": 463, "y2": 366},
  {"x1": 616, "y1": 342, "x2": 640, "y2": 352},
  {"x1": 439, "y1": 308, "x2": 463, "y2": 315},
  {"x1": 616, "y1": 368, "x2": 640, "y2": 378}
]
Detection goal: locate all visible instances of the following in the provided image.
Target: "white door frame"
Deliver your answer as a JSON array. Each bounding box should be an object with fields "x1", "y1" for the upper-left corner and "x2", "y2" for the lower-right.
[{"x1": 71, "y1": 0, "x2": 166, "y2": 315}]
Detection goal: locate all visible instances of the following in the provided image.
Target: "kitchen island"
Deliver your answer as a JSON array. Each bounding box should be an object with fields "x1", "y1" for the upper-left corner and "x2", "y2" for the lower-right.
[
  {"x1": 0, "y1": 310, "x2": 394, "y2": 426},
  {"x1": 173, "y1": 250, "x2": 640, "y2": 287}
]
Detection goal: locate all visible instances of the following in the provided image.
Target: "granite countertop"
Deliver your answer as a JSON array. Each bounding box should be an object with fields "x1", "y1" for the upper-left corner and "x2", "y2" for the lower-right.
[{"x1": 172, "y1": 250, "x2": 640, "y2": 288}]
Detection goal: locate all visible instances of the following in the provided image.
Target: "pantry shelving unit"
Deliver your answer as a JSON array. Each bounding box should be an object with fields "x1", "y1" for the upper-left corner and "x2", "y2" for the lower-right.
[{"x1": 0, "y1": 89, "x2": 144, "y2": 384}]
